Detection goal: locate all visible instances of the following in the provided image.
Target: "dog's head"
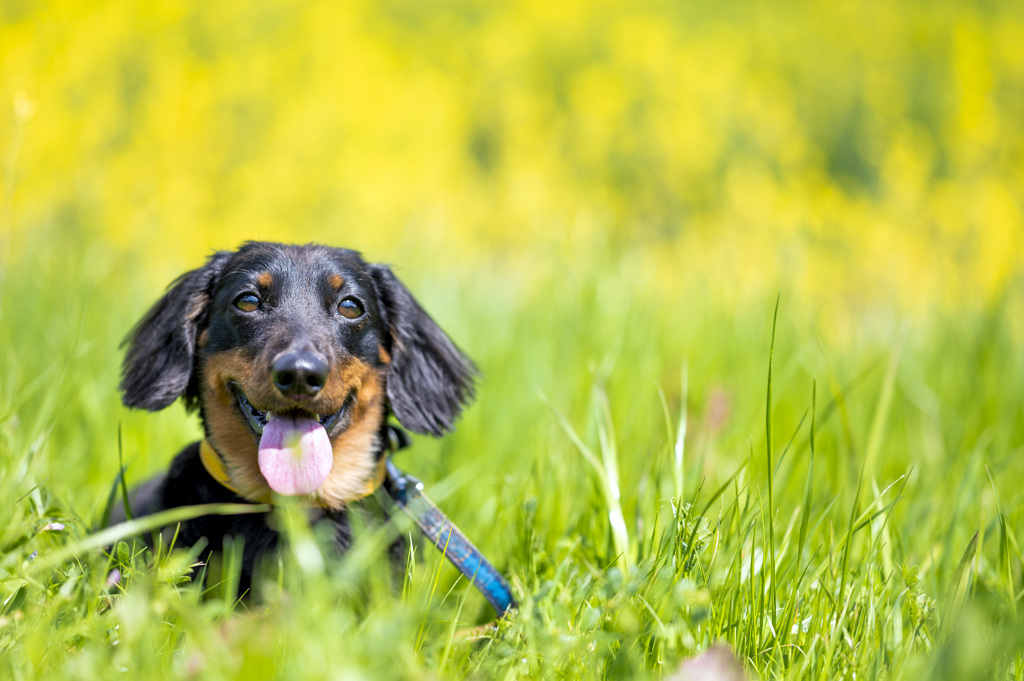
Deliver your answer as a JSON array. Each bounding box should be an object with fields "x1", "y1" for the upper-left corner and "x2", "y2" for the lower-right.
[{"x1": 121, "y1": 242, "x2": 475, "y2": 507}]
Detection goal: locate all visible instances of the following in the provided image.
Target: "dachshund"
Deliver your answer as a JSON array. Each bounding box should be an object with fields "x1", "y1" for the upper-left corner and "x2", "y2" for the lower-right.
[{"x1": 115, "y1": 241, "x2": 476, "y2": 593}]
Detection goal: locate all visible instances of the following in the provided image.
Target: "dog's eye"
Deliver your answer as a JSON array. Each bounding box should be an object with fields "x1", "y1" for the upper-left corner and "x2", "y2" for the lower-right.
[
  {"x1": 234, "y1": 293, "x2": 261, "y2": 313},
  {"x1": 338, "y1": 297, "x2": 364, "y2": 319}
]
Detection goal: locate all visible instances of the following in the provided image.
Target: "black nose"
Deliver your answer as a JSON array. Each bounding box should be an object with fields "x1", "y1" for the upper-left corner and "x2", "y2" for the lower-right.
[{"x1": 271, "y1": 351, "x2": 329, "y2": 398}]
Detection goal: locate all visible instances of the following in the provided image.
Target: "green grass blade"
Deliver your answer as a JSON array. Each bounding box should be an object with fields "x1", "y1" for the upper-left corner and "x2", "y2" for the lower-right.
[
  {"x1": 766, "y1": 292, "x2": 780, "y2": 626},
  {"x1": 796, "y1": 381, "x2": 816, "y2": 570},
  {"x1": 939, "y1": 531, "x2": 979, "y2": 642},
  {"x1": 31, "y1": 502, "x2": 270, "y2": 575}
]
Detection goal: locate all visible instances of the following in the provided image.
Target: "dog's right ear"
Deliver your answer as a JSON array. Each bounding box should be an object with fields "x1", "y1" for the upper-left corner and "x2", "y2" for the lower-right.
[{"x1": 120, "y1": 251, "x2": 232, "y2": 412}]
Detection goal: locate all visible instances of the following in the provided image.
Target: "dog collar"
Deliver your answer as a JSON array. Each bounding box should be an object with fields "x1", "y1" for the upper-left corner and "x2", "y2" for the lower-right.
[
  {"x1": 199, "y1": 438, "x2": 388, "y2": 503},
  {"x1": 199, "y1": 439, "x2": 241, "y2": 494}
]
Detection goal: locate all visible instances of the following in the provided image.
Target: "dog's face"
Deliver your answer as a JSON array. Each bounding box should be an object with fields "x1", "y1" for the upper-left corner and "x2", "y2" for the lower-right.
[{"x1": 121, "y1": 242, "x2": 475, "y2": 507}]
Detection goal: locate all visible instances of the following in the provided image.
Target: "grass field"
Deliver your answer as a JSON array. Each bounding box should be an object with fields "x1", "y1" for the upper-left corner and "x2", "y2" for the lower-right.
[
  {"x1": 2, "y1": 234, "x2": 1022, "y2": 680},
  {"x1": 2, "y1": 0, "x2": 1024, "y2": 679}
]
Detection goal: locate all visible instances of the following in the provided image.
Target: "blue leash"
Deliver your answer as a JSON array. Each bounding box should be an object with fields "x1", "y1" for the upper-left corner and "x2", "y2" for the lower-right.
[{"x1": 381, "y1": 453, "x2": 516, "y2": 617}]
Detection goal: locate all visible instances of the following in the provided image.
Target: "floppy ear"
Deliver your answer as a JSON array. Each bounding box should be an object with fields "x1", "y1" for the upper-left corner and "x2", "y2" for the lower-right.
[
  {"x1": 370, "y1": 265, "x2": 477, "y2": 436},
  {"x1": 120, "y1": 251, "x2": 232, "y2": 412}
]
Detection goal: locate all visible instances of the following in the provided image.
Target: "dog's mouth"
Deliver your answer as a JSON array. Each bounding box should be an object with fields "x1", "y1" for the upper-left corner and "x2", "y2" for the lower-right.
[
  {"x1": 229, "y1": 384, "x2": 356, "y2": 496},
  {"x1": 231, "y1": 384, "x2": 353, "y2": 438}
]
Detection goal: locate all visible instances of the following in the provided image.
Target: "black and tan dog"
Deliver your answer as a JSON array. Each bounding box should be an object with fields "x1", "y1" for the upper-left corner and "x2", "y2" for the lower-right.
[{"x1": 117, "y1": 241, "x2": 475, "y2": 590}]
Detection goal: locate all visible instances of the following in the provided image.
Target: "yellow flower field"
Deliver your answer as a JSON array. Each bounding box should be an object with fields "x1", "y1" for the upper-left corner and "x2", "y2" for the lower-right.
[{"x1": 2, "y1": 0, "x2": 1020, "y2": 319}]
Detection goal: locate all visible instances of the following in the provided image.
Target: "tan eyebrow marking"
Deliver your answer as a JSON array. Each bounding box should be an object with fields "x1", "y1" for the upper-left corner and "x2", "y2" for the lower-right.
[
  {"x1": 256, "y1": 272, "x2": 273, "y2": 288},
  {"x1": 327, "y1": 274, "x2": 344, "y2": 290}
]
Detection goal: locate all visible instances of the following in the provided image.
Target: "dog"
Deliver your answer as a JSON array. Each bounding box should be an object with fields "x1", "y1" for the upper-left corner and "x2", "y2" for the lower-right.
[{"x1": 116, "y1": 241, "x2": 476, "y2": 593}]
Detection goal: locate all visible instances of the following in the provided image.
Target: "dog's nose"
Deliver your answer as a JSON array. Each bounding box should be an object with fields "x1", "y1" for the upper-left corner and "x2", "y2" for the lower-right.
[{"x1": 271, "y1": 351, "x2": 329, "y2": 398}]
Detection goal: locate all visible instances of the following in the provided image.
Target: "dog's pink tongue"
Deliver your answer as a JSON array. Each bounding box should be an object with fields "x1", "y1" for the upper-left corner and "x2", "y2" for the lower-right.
[{"x1": 257, "y1": 414, "x2": 333, "y2": 496}]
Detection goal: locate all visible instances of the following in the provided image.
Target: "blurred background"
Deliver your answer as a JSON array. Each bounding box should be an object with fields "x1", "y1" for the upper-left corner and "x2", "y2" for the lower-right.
[
  {"x1": 3, "y1": 0, "x2": 1021, "y2": 304},
  {"x1": 2, "y1": 3, "x2": 1024, "y2": 676},
  {"x1": 1, "y1": 0, "x2": 1022, "y2": 551}
]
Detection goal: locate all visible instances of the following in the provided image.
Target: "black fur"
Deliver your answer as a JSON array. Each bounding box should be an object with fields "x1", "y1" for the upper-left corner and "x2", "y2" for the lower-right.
[
  {"x1": 120, "y1": 244, "x2": 476, "y2": 428},
  {"x1": 133, "y1": 441, "x2": 401, "y2": 592},
  {"x1": 370, "y1": 265, "x2": 477, "y2": 436},
  {"x1": 120, "y1": 251, "x2": 232, "y2": 412},
  {"x1": 115, "y1": 242, "x2": 476, "y2": 593}
]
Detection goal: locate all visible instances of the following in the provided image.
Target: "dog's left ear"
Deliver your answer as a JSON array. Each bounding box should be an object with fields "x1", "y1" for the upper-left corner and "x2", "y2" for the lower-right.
[
  {"x1": 121, "y1": 251, "x2": 232, "y2": 412},
  {"x1": 370, "y1": 265, "x2": 477, "y2": 436}
]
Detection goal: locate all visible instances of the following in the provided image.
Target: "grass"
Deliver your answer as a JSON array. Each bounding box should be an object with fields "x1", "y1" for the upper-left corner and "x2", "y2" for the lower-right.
[{"x1": 0, "y1": 228, "x2": 1022, "y2": 680}]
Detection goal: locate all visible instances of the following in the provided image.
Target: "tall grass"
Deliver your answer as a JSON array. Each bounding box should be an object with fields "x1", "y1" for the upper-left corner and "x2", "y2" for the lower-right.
[{"x1": 0, "y1": 227, "x2": 1021, "y2": 679}]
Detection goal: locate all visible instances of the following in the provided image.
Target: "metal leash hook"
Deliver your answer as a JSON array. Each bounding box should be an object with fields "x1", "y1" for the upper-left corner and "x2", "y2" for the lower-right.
[{"x1": 380, "y1": 449, "x2": 517, "y2": 617}]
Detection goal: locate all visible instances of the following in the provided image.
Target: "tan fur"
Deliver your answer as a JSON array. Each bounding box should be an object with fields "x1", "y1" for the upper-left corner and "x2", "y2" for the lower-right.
[
  {"x1": 327, "y1": 273, "x2": 344, "y2": 290},
  {"x1": 378, "y1": 345, "x2": 391, "y2": 364},
  {"x1": 316, "y1": 368, "x2": 386, "y2": 508},
  {"x1": 201, "y1": 350, "x2": 273, "y2": 502},
  {"x1": 200, "y1": 349, "x2": 386, "y2": 508},
  {"x1": 256, "y1": 272, "x2": 273, "y2": 288}
]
